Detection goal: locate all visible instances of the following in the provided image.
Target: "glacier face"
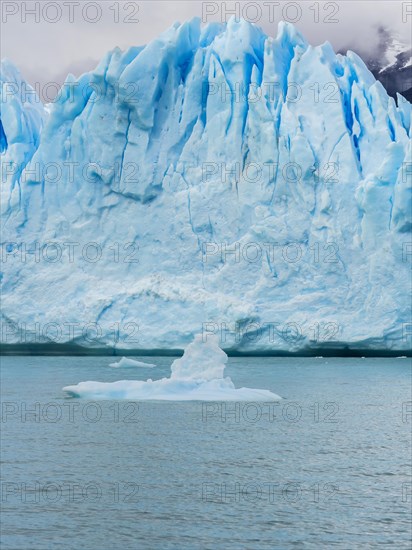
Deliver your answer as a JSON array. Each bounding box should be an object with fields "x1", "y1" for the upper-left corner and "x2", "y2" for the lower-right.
[
  {"x1": 1, "y1": 60, "x2": 46, "y2": 219},
  {"x1": 1, "y1": 18, "x2": 411, "y2": 353}
]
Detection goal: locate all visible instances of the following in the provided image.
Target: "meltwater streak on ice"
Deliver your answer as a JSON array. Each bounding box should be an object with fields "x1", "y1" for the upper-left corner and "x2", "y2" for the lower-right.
[{"x1": 63, "y1": 335, "x2": 282, "y2": 401}]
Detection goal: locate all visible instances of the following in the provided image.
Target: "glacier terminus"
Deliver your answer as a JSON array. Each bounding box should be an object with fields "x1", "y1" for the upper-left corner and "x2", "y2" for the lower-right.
[{"x1": 0, "y1": 18, "x2": 411, "y2": 354}]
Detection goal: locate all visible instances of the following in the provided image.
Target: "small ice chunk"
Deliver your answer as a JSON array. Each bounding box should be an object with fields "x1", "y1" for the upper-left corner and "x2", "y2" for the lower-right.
[{"x1": 109, "y1": 357, "x2": 156, "y2": 368}]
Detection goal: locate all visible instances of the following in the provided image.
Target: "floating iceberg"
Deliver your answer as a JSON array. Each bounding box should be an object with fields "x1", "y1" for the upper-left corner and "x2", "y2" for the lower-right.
[
  {"x1": 109, "y1": 357, "x2": 156, "y2": 368},
  {"x1": 63, "y1": 335, "x2": 282, "y2": 401}
]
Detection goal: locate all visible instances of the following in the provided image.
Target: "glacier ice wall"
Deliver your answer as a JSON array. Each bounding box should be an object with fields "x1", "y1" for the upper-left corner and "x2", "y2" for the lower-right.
[
  {"x1": 1, "y1": 59, "x2": 46, "y2": 219},
  {"x1": 1, "y1": 18, "x2": 411, "y2": 353}
]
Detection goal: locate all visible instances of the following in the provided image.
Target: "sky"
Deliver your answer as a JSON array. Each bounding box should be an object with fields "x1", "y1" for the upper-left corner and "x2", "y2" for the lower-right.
[{"x1": 1, "y1": 0, "x2": 411, "y2": 97}]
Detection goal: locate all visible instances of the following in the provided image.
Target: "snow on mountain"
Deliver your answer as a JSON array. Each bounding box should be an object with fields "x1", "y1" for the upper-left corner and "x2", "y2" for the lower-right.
[
  {"x1": 375, "y1": 47, "x2": 412, "y2": 103},
  {"x1": 379, "y1": 36, "x2": 410, "y2": 73},
  {"x1": 1, "y1": 18, "x2": 411, "y2": 353}
]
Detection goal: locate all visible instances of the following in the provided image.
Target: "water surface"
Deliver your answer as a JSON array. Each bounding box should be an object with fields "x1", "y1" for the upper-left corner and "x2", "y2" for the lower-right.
[{"x1": 1, "y1": 356, "x2": 411, "y2": 549}]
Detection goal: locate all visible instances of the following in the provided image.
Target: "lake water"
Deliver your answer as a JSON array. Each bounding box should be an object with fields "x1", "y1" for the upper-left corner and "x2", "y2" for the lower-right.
[{"x1": 1, "y1": 356, "x2": 411, "y2": 549}]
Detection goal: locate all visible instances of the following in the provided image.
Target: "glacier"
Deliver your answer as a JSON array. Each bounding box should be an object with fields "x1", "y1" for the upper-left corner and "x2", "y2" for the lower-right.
[
  {"x1": 63, "y1": 335, "x2": 282, "y2": 400},
  {"x1": 0, "y1": 59, "x2": 46, "y2": 218},
  {"x1": 0, "y1": 18, "x2": 411, "y2": 354}
]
